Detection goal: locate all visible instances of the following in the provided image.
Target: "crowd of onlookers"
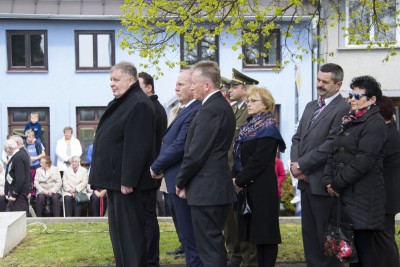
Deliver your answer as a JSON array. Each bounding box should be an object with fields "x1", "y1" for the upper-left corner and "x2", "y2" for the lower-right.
[{"x1": 0, "y1": 114, "x2": 107, "y2": 217}]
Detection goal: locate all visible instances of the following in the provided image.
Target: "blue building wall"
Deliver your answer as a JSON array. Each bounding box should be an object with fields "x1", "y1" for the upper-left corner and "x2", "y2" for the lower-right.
[{"x1": 0, "y1": 18, "x2": 314, "y2": 166}]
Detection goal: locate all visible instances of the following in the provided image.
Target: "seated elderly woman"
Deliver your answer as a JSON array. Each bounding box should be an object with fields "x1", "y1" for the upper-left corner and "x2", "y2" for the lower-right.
[
  {"x1": 62, "y1": 156, "x2": 88, "y2": 217},
  {"x1": 34, "y1": 156, "x2": 62, "y2": 217},
  {"x1": 322, "y1": 76, "x2": 386, "y2": 267},
  {"x1": 0, "y1": 163, "x2": 6, "y2": 212}
]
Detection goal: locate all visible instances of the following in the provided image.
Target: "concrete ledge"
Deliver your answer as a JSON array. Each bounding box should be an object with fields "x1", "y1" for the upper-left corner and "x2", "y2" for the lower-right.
[{"x1": 0, "y1": 212, "x2": 26, "y2": 258}]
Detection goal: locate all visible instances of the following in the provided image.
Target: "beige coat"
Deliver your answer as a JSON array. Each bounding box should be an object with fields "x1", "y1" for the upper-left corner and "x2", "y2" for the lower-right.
[
  {"x1": 34, "y1": 166, "x2": 62, "y2": 194},
  {"x1": 62, "y1": 166, "x2": 88, "y2": 196}
]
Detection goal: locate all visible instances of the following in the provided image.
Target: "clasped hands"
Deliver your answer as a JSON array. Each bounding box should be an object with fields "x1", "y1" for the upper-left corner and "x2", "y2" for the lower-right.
[{"x1": 290, "y1": 162, "x2": 309, "y2": 182}]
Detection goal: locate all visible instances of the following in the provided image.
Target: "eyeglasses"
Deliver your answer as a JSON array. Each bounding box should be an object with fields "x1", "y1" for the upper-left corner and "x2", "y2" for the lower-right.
[
  {"x1": 248, "y1": 99, "x2": 263, "y2": 103},
  {"x1": 348, "y1": 93, "x2": 367, "y2": 100}
]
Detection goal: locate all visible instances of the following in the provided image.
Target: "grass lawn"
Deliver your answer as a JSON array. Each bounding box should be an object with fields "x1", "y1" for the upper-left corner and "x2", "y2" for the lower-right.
[{"x1": 0, "y1": 221, "x2": 399, "y2": 266}]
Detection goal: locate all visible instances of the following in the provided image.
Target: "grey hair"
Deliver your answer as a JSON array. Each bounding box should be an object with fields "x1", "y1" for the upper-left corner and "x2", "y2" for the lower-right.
[
  {"x1": 4, "y1": 139, "x2": 18, "y2": 149},
  {"x1": 70, "y1": 155, "x2": 81, "y2": 162},
  {"x1": 110, "y1": 61, "x2": 137, "y2": 80},
  {"x1": 10, "y1": 135, "x2": 24, "y2": 146}
]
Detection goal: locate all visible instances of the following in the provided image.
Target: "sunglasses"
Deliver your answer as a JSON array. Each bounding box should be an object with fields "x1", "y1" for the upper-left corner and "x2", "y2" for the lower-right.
[{"x1": 348, "y1": 93, "x2": 367, "y2": 100}]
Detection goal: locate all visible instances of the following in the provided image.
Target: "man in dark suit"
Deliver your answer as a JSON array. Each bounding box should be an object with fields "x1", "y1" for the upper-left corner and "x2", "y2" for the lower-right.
[
  {"x1": 175, "y1": 61, "x2": 236, "y2": 267},
  {"x1": 89, "y1": 61, "x2": 157, "y2": 267},
  {"x1": 4, "y1": 137, "x2": 31, "y2": 214},
  {"x1": 225, "y1": 68, "x2": 259, "y2": 267},
  {"x1": 139, "y1": 71, "x2": 167, "y2": 267},
  {"x1": 151, "y1": 69, "x2": 202, "y2": 267},
  {"x1": 290, "y1": 63, "x2": 349, "y2": 267}
]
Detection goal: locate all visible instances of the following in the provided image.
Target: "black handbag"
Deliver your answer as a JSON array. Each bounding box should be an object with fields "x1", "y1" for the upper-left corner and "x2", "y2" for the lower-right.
[
  {"x1": 74, "y1": 192, "x2": 89, "y2": 204},
  {"x1": 322, "y1": 197, "x2": 358, "y2": 263},
  {"x1": 236, "y1": 187, "x2": 252, "y2": 215}
]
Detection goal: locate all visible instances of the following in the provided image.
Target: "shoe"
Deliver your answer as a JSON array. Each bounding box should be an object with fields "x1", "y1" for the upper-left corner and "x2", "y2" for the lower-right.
[
  {"x1": 166, "y1": 245, "x2": 185, "y2": 255},
  {"x1": 174, "y1": 254, "x2": 185, "y2": 260},
  {"x1": 227, "y1": 260, "x2": 241, "y2": 267}
]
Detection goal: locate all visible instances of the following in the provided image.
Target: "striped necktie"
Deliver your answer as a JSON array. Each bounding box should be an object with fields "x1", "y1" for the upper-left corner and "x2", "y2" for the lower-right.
[{"x1": 311, "y1": 99, "x2": 326, "y2": 123}]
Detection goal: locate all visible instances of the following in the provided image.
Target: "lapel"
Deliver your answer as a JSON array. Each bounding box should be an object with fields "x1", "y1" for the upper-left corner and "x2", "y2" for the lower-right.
[
  {"x1": 305, "y1": 94, "x2": 343, "y2": 134},
  {"x1": 164, "y1": 101, "x2": 200, "y2": 136}
]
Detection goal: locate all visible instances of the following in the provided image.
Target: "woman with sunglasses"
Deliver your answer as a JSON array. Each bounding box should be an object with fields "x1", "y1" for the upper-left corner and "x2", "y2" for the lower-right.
[
  {"x1": 322, "y1": 75, "x2": 387, "y2": 267},
  {"x1": 232, "y1": 86, "x2": 286, "y2": 267}
]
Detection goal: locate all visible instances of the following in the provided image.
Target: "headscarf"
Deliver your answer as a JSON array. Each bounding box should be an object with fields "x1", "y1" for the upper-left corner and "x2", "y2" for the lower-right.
[{"x1": 234, "y1": 112, "x2": 286, "y2": 172}]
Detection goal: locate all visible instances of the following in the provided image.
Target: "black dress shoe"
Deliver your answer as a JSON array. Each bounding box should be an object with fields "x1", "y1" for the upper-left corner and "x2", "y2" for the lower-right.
[{"x1": 166, "y1": 244, "x2": 185, "y2": 255}]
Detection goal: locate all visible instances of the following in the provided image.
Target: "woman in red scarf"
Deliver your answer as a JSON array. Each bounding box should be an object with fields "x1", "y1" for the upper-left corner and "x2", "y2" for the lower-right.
[{"x1": 322, "y1": 76, "x2": 387, "y2": 267}]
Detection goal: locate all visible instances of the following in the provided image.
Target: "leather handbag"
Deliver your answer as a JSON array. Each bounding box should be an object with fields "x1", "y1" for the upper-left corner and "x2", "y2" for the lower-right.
[
  {"x1": 322, "y1": 197, "x2": 358, "y2": 263},
  {"x1": 236, "y1": 187, "x2": 252, "y2": 215},
  {"x1": 74, "y1": 192, "x2": 89, "y2": 204}
]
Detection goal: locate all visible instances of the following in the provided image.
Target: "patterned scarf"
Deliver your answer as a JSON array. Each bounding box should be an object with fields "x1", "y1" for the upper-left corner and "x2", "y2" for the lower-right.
[
  {"x1": 234, "y1": 112, "x2": 286, "y2": 172},
  {"x1": 341, "y1": 105, "x2": 371, "y2": 130}
]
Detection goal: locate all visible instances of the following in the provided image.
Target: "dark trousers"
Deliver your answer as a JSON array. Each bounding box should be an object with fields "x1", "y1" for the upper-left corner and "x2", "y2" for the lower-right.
[
  {"x1": 375, "y1": 214, "x2": 400, "y2": 267},
  {"x1": 224, "y1": 205, "x2": 258, "y2": 266},
  {"x1": 6, "y1": 193, "x2": 29, "y2": 216},
  {"x1": 191, "y1": 204, "x2": 230, "y2": 267},
  {"x1": 108, "y1": 190, "x2": 146, "y2": 267},
  {"x1": 170, "y1": 193, "x2": 202, "y2": 267},
  {"x1": 163, "y1": 192, "x2": 171, "y2": 216},
  {"x1": 0, "y1": 195, "x2": 6, "y2": 212},
  {"x1": 90, "y1": 194, "x2": 107, "y2": 217},
  {"x1": 142, "y1": 189, "x2": 160, "y2": 267},
  {"x1": 350, "y1": 230, "x2": 379, "y2": 267},
  {"x1": 35, "y1": 193, "x2": 61, "y2": 217},
  {"x1": 155, "y1": 189, "x2": 165, "y2": 216},
  {"x1": 170, "y1": 193, "x2": 184, "y2": 245},
  {"x1": 256, "y1": 244, "x2": 278, "y2": 267},
  {"x1": 64, "y1": 195, "x2": 83, "y2": 217},
  {"x1": 301, "y1": 186, "x2": 343, "y2": 267}
]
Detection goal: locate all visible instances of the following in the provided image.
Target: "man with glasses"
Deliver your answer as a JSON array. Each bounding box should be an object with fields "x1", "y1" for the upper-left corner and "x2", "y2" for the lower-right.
[
  {"x1": 224, "y1": 68, "x2": 259, "y2": 267},
  {"x1": 290, "y1": 63, "x2": 349, "y2": 267}
]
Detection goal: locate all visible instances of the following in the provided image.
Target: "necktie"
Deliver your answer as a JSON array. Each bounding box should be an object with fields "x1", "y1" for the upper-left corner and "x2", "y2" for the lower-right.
[
  {"x1": 175, "y1": 106, "x2": 183, "y2": 116},
  {"x1": 311, "y1": 99, "x2": 326, "y2": 123}
]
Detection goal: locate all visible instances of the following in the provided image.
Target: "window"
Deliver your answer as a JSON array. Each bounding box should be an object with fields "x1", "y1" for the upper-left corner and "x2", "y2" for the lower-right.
[
  {"x1": 8, "y1": 107, "x2": 50, "y2": 154},
  {"x1": 180, "y1": 33, "x2": 219, "y2": 66},
  {"x1": 242, "y1": 29, "x2": 281, "y2": 69},
  {"x1": 75, "y1": 31, "x2": 115, "y2": 71},
  {"x1": 76, "y1": 107, "x2": 106, "y2": 167},
  {"x1": 346, "y1": 0, "x2": 397, "y2": 45},
  {"x1": 6, "y1": 30, "x2": 48, "y2": 71}
]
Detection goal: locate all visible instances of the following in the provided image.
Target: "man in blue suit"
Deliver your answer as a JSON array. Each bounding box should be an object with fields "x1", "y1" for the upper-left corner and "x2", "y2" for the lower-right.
[{"x1": 150, "y1": 69, "x2": 202, "y2": 267}]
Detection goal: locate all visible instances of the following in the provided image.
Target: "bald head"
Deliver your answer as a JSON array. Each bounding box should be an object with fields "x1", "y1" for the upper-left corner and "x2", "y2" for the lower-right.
[{"x1": 175, "y1": 70, "x2": 194, "y2": 105}]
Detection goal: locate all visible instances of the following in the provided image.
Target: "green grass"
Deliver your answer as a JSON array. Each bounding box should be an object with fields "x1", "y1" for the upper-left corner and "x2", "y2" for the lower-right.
[{"x1": 1, "y1": 222, "x2": 399, "y2": 266}]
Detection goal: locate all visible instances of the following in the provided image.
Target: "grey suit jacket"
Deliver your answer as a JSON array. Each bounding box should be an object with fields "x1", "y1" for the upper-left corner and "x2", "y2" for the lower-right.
[{"x1": 291, "y1": 94, "x2": 349, "y2": 195}]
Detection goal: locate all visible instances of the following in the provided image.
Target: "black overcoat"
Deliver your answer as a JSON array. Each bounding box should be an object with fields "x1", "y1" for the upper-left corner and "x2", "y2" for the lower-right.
[
  {"x1": 382, "y1": 123, "x2": 400, "y2": 215},
  {"x1": 89, "y1": 81, "x2": 157, "y2": 191},
  {"x1": 233, "y1": 137, "x2": 281, "y2": 244},
  {"x1": 322, "y1": 105, "x2": 387, "y2": 230}
]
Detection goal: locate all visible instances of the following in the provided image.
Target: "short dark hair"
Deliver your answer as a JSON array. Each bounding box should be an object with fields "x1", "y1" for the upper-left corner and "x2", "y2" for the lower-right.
[
  {"x1": 320, "y1": 63, "x2": 344, "y2": 83},
  {"x1": 379, "y1": 96, "x2": 395, "y2": 121},
  {"x1": 350, "y1": 75, "x2": 382, "y2": 104},
  {"x1": 138, "y1": 72, "x2": 155, "y2": 94}
]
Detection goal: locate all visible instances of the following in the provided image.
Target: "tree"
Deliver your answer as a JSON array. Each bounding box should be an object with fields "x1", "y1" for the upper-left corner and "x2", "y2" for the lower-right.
[{"x1": 119, "y1": 0, "x2": 399, "y2": 77}]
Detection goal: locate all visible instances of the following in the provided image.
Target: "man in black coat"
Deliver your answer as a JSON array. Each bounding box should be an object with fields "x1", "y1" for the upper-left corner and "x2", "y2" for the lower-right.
[
  {"x1": 175, "y1": 60, "x2": 236, "y2": 267},
  {"x1": 139, "y1": 71, "x2": 167, "y2": 267},
  {"x1": 89, "y1": 61, "x2": 157, "y2": 267},
  {"x1": 4, "y1": 138, "x2": 31, "y2": 214}
]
